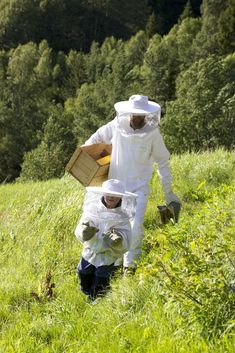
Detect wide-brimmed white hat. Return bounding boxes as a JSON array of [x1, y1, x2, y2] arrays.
[[86, 179, 137, 198], [114, 95, 160, 115]]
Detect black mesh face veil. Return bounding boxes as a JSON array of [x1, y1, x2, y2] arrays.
[[116, 111, 161, 136]]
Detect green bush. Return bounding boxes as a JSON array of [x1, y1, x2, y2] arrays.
[[143, 150, 235, 336]]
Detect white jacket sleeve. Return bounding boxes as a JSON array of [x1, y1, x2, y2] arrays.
[[85, 119, 116, 145], [152, 129, 180, 205]]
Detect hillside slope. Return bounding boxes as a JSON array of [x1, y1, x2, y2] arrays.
[[0, 149, 234, 352]]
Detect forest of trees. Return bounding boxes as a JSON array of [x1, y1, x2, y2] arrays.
[[0, 0, 234, 182]]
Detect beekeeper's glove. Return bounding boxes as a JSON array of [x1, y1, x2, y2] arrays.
[[167, 201, 181, 223], [81, 222, 99, 241], [104, 230, 122, 247]]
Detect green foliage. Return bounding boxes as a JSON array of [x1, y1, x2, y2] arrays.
[[145, 12, 158, 39], [141, 15, 201, 108], [85, 36, 125, 83], [0, 40, 82, 182], [62, 50, 87, 98], [0, 0, 42, 48], [65, 81, 113, 145], [19, 105, 77, 181], [65, 32, 149, 145], [176, 17, 201, 71], [19, 141, 65, 181], [144, 185, 235, 336], [145, 149, 235, 336], [0, 41, 53, 181], [148, 0, 201, 35], [142, 27, 180, 109], [149, 149, 235, 205], [179, 0, 195, 21], [0, 150, 234, 351], [0, 0, 234, 183], [168, 149, 235, 202], [193, 0, 235, 58], [161, 54, 235, 152], [0, 0, 150, 52]]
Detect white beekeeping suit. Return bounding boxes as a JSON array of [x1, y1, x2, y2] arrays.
[[84, 95, 180, 268], [75, 181, 137, 267]]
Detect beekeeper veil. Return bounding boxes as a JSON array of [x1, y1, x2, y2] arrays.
[[114, 95, 161, 134], [81, 179, 137, 234]]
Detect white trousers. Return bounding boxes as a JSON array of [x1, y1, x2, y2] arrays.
[[114, 190, 148, 268]]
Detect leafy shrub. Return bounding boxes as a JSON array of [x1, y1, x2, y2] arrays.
[[19, 141, 66, 181], [143, 184, 235, 336]]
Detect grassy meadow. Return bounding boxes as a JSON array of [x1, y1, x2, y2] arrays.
[[0, 149, 234, 353]]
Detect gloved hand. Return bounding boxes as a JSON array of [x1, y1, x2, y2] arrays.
[[157, 205, 172, 224], [167, 201, 181, 223], [81, 222, 99, 241], [103, 230, 122, 247]]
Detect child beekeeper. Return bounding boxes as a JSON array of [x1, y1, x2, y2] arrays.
[[75, 179, 137, 300]]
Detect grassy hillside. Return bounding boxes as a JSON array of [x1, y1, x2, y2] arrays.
[[0, 149, 234, 353]]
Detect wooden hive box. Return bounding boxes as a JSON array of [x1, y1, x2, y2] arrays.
[[65, 143, 112, 186]]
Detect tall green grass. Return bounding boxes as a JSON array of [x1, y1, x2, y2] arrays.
[[0, 149, 234, 352]]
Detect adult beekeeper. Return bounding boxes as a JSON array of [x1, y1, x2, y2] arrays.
[[84, 94, 181, 273], [75, 179, 137, 300]]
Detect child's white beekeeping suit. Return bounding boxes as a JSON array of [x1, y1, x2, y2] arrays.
[[84, 95, 180, 268], [75, 179, 137, 267]]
